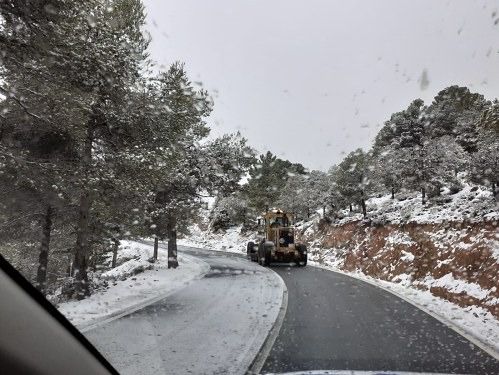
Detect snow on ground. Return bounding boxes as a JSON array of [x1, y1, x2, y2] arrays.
[[84, 248, 285, 375], [420, 273, 490, 301], [57, 240, 210, 330], [178, 223, 253, 254], [334, 175, 499, 225]]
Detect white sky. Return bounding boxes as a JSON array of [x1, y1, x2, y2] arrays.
[[142, 0, 499, 171]]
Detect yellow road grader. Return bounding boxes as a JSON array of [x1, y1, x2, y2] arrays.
[[247, 209, 307, 267]]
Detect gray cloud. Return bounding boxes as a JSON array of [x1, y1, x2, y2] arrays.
[[143, 0, 499, 170]]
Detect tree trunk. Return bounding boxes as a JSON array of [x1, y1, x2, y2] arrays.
[[167, 217, 179, 269], [73, 191, 91, 299], [153, 237, 159, 261], [421, 186, 426, 204], [492, 182, 497, 200], [391, 186, 395, 199], [349, 204, 353, 212], [73, 117, 95, 300], [322, 206, 326, 216], [307, 208, 310, 218], [36, 205, 53, 295], [111, 238, 119, 268], [361, 191, 367, 218]]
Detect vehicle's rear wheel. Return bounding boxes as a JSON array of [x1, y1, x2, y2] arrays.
[[247, 241, 255, 260], [257, 242, 264, 265], [296, 244, 307, 267], [263, 245, 272, 267]]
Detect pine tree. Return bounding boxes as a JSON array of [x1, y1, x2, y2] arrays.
[[306, 170, 332, 216], [210, 193, 249, 231], [276, 174, 310, 219], [68, 0, 150, 298], [480, 100, 499, 134], [1, 0, 151, 298], [370, 148, 406, 199], [332, 149, 371, 217], [425, 86, 489, 152], [0, 0, 85, 294], [470, 120, 499, 198], [244, 151, 306, 213]]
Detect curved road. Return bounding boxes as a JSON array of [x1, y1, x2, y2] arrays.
[[85, 246, 284, 375], [86, 246, 499, 374], [261, 265, 499, 375]]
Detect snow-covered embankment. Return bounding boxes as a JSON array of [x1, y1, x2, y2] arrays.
[[58, 241, 210, 331]]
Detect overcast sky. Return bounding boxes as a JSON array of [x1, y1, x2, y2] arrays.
[[142, 0, 499, 171]]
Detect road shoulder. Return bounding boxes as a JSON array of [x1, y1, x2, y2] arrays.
[[58, 243, 210, 332], [84, 246, 287, 375], [247, 269, 288, 375]]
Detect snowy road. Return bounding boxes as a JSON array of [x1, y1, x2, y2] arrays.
[[82, 245, 498, 375], [261, 265, 499, 375], [84, 245, 285, 375]]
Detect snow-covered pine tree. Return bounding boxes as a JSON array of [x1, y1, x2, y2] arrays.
[[369, 147, 407, 199], [306, 170, 332, 217], [276, 170, 331, 220], [244, 151, 306, 214], [331, 149, 371, 217], [470, 110, 499, 198], [1, 0, 152, 298], [210, 193, 250, 231], [142, 64, 255, 267], [425, 86, 489, 153], [67, 0, 150, 298], [275, 174, 310, 220], [0, 0, 87, 294]]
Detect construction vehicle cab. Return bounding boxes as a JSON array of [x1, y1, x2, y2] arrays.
[[247, 209, 307, 267]]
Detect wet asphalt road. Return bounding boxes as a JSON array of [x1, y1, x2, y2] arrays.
[[261, 265, 499, 374]]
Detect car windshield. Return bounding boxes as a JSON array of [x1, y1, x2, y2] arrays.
[[1, 1, 498, 375]]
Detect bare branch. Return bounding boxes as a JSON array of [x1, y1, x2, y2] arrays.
[[0, 85, 46, 122]]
